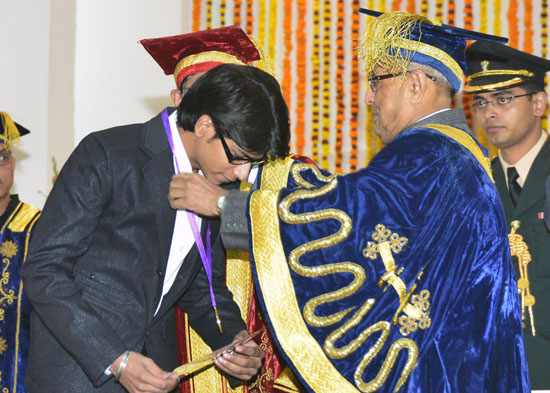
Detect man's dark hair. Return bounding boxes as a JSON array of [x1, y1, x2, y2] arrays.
[[177, 64, 290, 159]]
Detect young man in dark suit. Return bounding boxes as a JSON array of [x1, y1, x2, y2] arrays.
[[465, 41, 550, 391], [21, 64, 290, 393]]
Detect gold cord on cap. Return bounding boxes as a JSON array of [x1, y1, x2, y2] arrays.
[[358, 12, 458, 80], [0, 112, 22, 151], [247, 35, 276, 78]]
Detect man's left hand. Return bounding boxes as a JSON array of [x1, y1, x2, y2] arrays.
[[213, 330, 265, 381], [168, 173, 227, 216]]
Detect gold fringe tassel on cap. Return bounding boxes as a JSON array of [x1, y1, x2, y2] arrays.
[[358, 11, 436, 79], [0, 112, 22, 152], [248, 35, 276, 78]]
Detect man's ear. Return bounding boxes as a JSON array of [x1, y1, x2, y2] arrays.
[[532, 91, 548, 117], [170, 89, 182, 106], [407, 69, 428, 104], [194, 114, 214, 137]]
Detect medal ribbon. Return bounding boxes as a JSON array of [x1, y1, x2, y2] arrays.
[[161, 108, 223, 333]]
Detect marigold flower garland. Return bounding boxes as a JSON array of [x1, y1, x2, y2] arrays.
[[493, 0, 501, 36], [541, 0, 549, 131], [295, 0, 307, 156], [268, 0, 278, 63], [420, 0, 429, 17], [311, 0, 321, 163], [407, 0, 416, 14], [447, 0, 455, 26], [435, 0, 444, 21], [246, 0, 254, 35], [349, 0, 361, 171], [464, 0, 473, 30], [234, 0, 242, 25], [192, 0, 201, 32], [220, 0, 226, 26], [258, 0, 266, 46], [205, 0, 213, 30], [282, 0, 293, 149], [391, 0, 401, 11], [508, 0, 519, 48], [320, 0, 331, 169], [334, 1, 345, 172], [480, 0, 488, 33], [523, 0, 534, 54]]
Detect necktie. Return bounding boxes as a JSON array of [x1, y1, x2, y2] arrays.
[[507, 167, 522, 207]]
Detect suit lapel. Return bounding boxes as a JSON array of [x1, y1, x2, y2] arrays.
[[515, 139, 550, 216], [154, 217, 222, 320], [142, 110, 177, 279]]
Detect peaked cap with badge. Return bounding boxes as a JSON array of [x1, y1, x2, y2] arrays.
[[464, 41, 550, 93]]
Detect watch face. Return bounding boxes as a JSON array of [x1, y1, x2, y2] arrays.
[[217, 195, 226, 214]]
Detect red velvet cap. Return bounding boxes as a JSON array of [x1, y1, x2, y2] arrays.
[[141, 25, 260, 87]]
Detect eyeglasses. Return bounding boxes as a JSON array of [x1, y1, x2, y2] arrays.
[[0, 151, 13, 166], [367, 71, 436, 92], [218, 133, 265, 165], [470, 92, 536, 111]]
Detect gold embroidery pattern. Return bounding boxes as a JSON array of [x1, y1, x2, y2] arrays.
[[0, 335, 6, 355], [277, 166, 419, 392], [362, 224, 431, 337], [1, 258, 16, 319], [0, 241, 18, 259], [250, 189, 357, 392], [509, 220, 536, 336]]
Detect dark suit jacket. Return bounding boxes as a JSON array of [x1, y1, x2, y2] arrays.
[[21, 110, 245, 392], [492, 138, 550, 389]]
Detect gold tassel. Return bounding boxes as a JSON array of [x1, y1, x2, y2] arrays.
[[248, 35, 276, 78], [358, 11, 433, 78], [0, 112, 23, 151]]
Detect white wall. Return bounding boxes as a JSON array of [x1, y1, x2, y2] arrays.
[[0, 2, 51, 209], [73, 0, 187, 143], [0, 0, 192, 210]]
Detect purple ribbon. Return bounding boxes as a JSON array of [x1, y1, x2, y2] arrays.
[[161, 109, 221, 331]]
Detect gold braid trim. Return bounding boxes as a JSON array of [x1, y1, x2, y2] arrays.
[[467, 69, 534, 80], [173, 51, 246, 84], [8, 204, 40, 233], [250, 189, 358, 392], [463, 77, 529, 93], [423, 124, 494, 183]]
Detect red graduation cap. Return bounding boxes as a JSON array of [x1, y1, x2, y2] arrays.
[[141, 25, 261, 88]]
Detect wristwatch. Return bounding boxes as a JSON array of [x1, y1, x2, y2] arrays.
[[217, 195, 226, 215]]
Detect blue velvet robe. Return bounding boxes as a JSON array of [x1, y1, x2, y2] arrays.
[[247, 121, 530, 392], [0, 196, 40, 393]]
